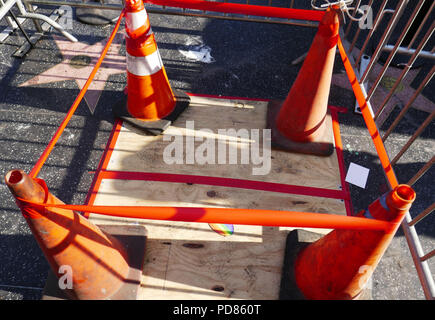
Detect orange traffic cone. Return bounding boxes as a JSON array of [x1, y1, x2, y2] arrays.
[[113, 0, 190, 135], [267, 6, 339, 156], [290, 184, 416, 299], [5, 169, 146, 300]]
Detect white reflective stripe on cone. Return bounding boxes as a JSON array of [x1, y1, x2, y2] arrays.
[[125, 10, 148, 33], [127, 51, 163, 76]]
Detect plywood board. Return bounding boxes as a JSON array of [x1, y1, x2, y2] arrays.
[[89, 95, 346, 300], [106, 95, 342, 190]]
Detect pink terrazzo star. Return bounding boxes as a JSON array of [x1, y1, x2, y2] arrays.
[[20, 31, 126, 114]]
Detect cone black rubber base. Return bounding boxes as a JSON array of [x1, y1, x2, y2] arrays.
[[76, 0, 121, 25], [266, 100, 334, 157], [42, 224, 147, 300], [279, 229, 321, 300], [279, 229, 372, 300], [112, 90, 191, 136]]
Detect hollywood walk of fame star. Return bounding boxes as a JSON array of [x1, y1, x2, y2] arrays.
[[332, 49, 434, 127], [19, 31, 127, 114]]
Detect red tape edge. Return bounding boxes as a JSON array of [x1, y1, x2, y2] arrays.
[[100, 170, 349, 200]]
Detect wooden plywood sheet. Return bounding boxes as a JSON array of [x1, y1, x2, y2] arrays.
[[90, 180, 344, 300], [89, 95, 346, 300], [106, 95, 342, 190]]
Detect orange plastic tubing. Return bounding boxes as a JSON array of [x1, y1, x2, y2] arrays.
[[337, 36, 398, 189], [17, 197, 394, 232], [29, 10, 126, 179]]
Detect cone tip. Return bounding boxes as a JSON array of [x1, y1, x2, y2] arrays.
[[385, 184, 416, 214], [5, 169, 45, 202], [394, 184, 416, 203], [320, 5, 340, 34], [125, 0, 144, 11], [5, 169, 25, 186]]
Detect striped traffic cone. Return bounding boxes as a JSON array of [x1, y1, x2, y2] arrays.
[[5, 169, 146, 300], [266, 6, 339, 156], [113, 0, 190, 135]]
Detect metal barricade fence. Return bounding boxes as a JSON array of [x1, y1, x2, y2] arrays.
[[341, 0, 434, 300], [6, 0, 434, 299]]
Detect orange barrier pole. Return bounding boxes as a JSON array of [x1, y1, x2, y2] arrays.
[[5, 169, 137, 300], [147, 0, 324, 21], [268, 6, 339, 156], [294, 184, 416, 299], [18, 199, 394, 232], [337, 36, 399, 188], [29, 11, 125, 179]]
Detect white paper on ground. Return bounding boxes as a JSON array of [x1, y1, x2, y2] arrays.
[[345, 162, 370, 189], [178, 36, 215, 63]]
